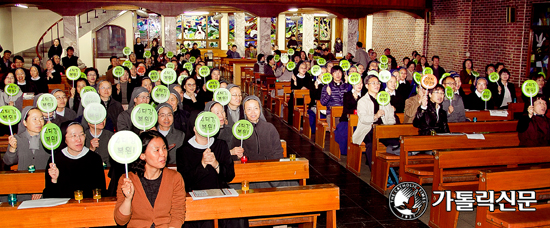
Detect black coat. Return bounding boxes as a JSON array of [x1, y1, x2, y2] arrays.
[[48, 45, 63, 59], [413, 101, 450, 136], [465, 91, 495, 110], [134, 43, 145, 59], [340, 90, 360, 122], [493, 81, 517, 108]]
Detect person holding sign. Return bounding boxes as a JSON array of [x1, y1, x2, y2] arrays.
[[465, 77, 495, 110], [441, 77, 466, 122], [4, 107, 50, 170], [198, 68, 221, 103], [274, 55, 293, 82], [231, 95, 284, 161], [288, 62, 313, 125], [517, 94, 550, 147], [181, 77, 205, 112], [413, 84, 450, 135], [139, 76, 153, 94], [43, 122, 106, 199], [52, 89, 77, 121], [320, 65, 352, 127], [68, 78, 89, 112], [167, 85, 189, 132], [112, 67, 135, 106], [114, 130, 186, 228], [335, 76, 363, 155], [117, 87, 151, 134], [0, 72, 23, 110], [493, 68, 517, 109], [31, 93, 67, 128], [522, 73, 550, 113], [156, 103, 185, 164], [352, 75, 396, 169]]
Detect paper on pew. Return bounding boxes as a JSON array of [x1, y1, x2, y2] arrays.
[[320, 110, 327, 115], [190, 188, 239, 200], [489, 110, 508, 117], [466, 134, 485, 140], [18, 198, 70, 209]]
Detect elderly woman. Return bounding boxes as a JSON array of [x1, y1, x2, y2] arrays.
[[43, 122, 106, 198], [156, 103, 185, 164], [177, 111, 240, 228], [204, 101, 235, 151], [465, 77, 495, 110], [14, 68, 37, 93], [225, 84, 245, 126], [231, 96, 283, 161], [29, 65, 48, 94], [115, 130, 186, 227], [0, 72, 23, 110], [4, 107, 49, 170], [117, 87, 151, 134], [413, 84, 450, 135], [167, 85, 189, 132], [42, 59, 62, 84], [517, 94, 549, 147], [352, 75, 395, 169]]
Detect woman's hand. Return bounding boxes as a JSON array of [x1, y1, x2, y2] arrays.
[[8, 101, 14, 106], [231, 147, 244, 158], [121, 178, 135, 199], [48, 163, 59, 184], [292, 75, 297, 86], [187, 91, 197, 103], [8, 135, 17, 152], [201, 148, 216, 168]]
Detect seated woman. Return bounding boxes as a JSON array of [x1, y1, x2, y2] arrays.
[[15, 68, 37, 93], [112, 67, 134, 108], [231, 95, 284, 161], [517, 94, 549, 147], [84, 68, 99, 90], [52, 89, 77, 121], [441, 76, 466, 122], [29, 65, 48, 94], [4, 107, 50, 170], [117, 87, 151, 134], [352, 75, 395, 169], [493, 68, 516, 109], [42, 59, 62, 84], [198, 68, 222, 103], [413, 84, 450, 135], [320, 66, 352, 127], [139, 76, 153, 94], [177, 111, 242, 228], [68, 78, 89, 112], [43, 122, 106, 198], [168, 85, 188, 132], [181, 77, 205, 112], [335, 78, 363, 155], [288, 61, 313, 126], [115, 130, 186, 228], [0, 71, 23, 110], [465, 77, 495, 110], [156, 103, 185, 164]]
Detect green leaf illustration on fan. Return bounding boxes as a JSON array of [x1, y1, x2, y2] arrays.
[[317, 58, 326, 66], [348, 73, 361, 85], [80, 86, 96, 96], [311, 65, 322, 76], [189, 56, 196, 63], [122, 47, 132, 56], [445, 86, 454, 101], [379, 63, 388, 70], [151, 85, 170, 103], [195, 111, 220, 138], [376, 91, 391, 106], [131, 103, 158, 131], [108, 130, 143, 178], [214, 88, 231, 106], [183, 62, 193, 72], [488, 72, 499, 83], [166, 62, 175, 70], [166, 51, 174, 59], [84, 103, 106, 125], [158, 47, 164, 54], [320, 73, 332, 84], [481, 89, 492, 102], [4, 83, 19, 96], [149, 70, 160, 82], [122, 60, 133, 69], [309, 49, 315, 55], [161, 68, 177, 85], [286, 62, 296, 71], [206, 79, 220, 92], [288, 49, 295, 56], [113, 66, 124, 78], [522, 80, 539, 106], [339, 60, 351, 71], [414, 72, 422, 84], [199, 66, 211, 77]]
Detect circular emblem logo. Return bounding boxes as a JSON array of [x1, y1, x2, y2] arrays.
[[388, 182, 428, 220]]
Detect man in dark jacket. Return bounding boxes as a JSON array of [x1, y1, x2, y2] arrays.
[[62, 46, 80, 69], [413, 84, 450, 135]]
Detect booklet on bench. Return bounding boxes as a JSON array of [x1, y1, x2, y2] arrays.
[[190, 188, 239, 200]]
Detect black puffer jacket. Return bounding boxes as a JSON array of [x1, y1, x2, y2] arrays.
[[413, 100, 449, 135]]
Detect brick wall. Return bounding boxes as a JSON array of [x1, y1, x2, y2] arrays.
[[372, 11, 425, 67]]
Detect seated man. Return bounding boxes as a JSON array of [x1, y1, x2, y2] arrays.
[[441, 76, 466, 122], [465, 77, 495, 110], [226, 45, 241, 59], [404, 85, 426, 123]]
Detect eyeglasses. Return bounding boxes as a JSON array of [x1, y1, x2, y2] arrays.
[[67, 133, 85, 140]]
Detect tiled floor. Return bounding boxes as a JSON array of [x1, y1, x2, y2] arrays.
[[266, 111, 429, 228]]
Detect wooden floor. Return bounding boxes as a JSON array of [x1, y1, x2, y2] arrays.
[[266, 110, 428, 227]]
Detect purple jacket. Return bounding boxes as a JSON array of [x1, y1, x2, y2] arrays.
[[320, 81, 352, 108]]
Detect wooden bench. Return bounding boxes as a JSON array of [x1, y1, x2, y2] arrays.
[[259, 75, 276, 109], [267, 81, 290, 113], [345, 117, 518, 194], [429, 146, 550, 228], [464, 110, 513, 121], [477, 168, 550, 228], [0, 184, 339, 228], [399, 132, 520, 185], [0, 159, 308, 195], [314, 100, 328, 149], [328, 106, 343, 160], [292, 90, 311, 133], [48, 84, 65, 93], [275, 85, 291, 118]]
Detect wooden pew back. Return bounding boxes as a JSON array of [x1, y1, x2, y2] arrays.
[[328, 106, 343, 160]]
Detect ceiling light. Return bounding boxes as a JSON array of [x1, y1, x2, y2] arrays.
[[183, 11, 209, 16], [15, 4, 28, 8], [288, 8, 298, 12], [313, 13, 328, 17]]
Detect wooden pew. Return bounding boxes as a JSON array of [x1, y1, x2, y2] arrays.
[[292, 90, 311, 133], [464, 110, 513, 121], [429, 146, 550, 228], [259, 75, 276, 109], [345, 116, 518, 193], [0, 159, 308, 195], [399, 132, 520, 185], [0, 184, 339, 228], [268, 81, 290, 115], [477, 168, 550, 228], [275, 85, 291, 118], [301, 103, 313, 139], [328, 106, 343, 160], [314, 100, 328, 149], [243, 68, 254, 95]]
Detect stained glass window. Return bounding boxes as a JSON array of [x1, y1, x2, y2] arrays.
[[285, 16, 303, 42], [178, 15, 220, 49], [137, 14, 161, 47], [271, 17, 277, 44], [315, 17, 331, 47]]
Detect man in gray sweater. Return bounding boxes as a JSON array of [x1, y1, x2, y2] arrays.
[[441, 76, 466, 122]]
